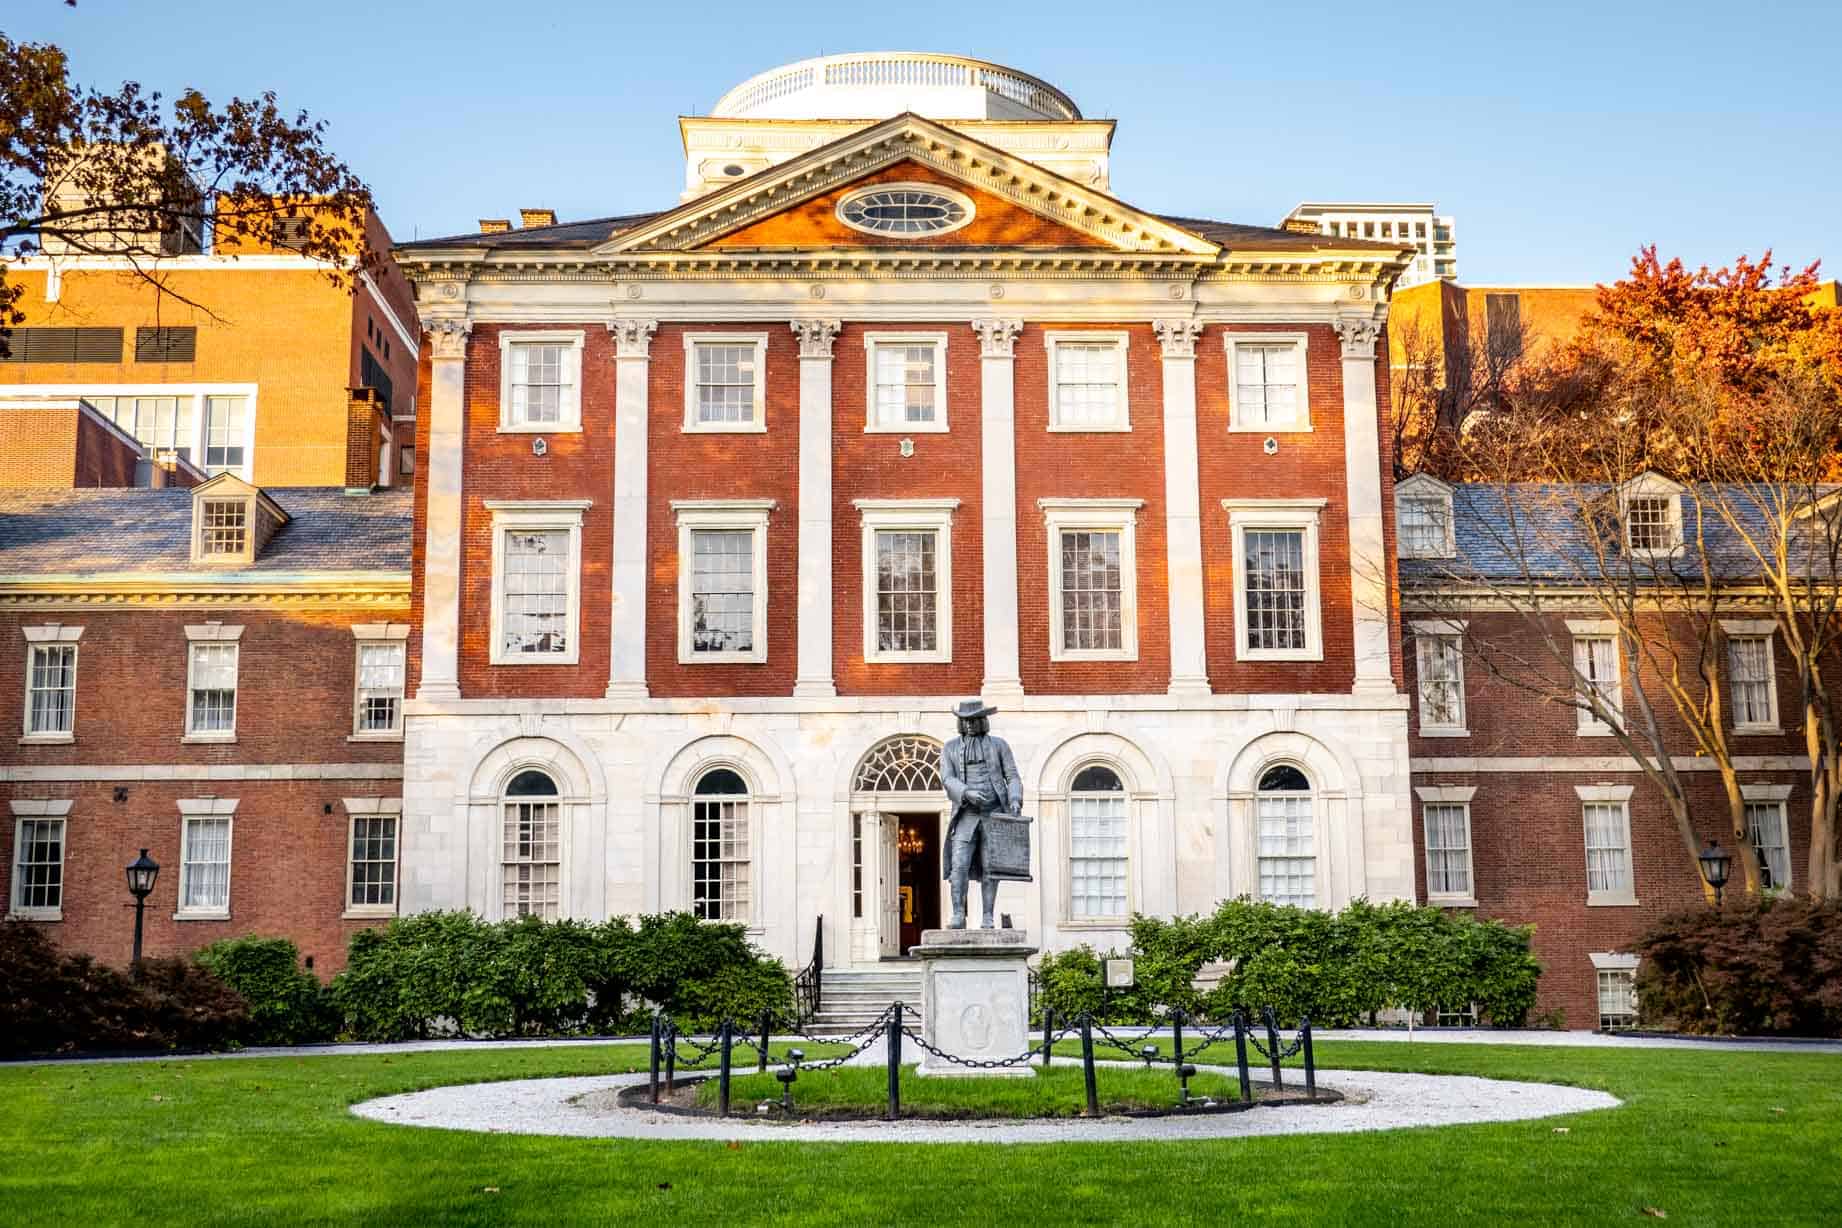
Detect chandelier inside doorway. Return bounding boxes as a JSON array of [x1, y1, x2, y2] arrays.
[[897, 824, 926, 856]]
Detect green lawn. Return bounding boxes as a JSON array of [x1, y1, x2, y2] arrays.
[[2, 1040, 1839, 1226]]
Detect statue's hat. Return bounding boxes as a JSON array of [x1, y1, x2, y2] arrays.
[[953, 699, 998, 720]]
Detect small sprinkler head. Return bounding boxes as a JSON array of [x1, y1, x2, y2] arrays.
[[1140, 1043, 1160, 1067]]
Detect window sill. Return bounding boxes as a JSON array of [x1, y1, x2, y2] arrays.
[[496, 422, 582, 435], [678, 652, 768, 666], [865, 651, 953, 666], [1235, 647, 1325, 663], [347, 732, 405, 743], [1061, 919, 1131, 930], [1586, 893, 1639, 908], [1045, 422, 1132, 434], [342, 907, 397, 921], [173, 910, 230, 922], [10, 908, 62, 922], [17, 733, 74, 746], [1418, 727, 1470, 739], [181, 733, 237, 745], [1228, 423, 1313, 434], [1400, 550, 1456, 561], [1048, 650, 1140, 664], [865, 422, 949, 434], [1731, 724, 1783, 737], [682, 422, 767, 435], [1428, 896, 1478, 909], [490, 653, 581, 667], [1575, 726, 1618, 738]]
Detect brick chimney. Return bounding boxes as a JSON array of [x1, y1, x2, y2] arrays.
[[478, 218, 511, 234], [345, 387, 388, 491], [519, 208, 557, 229]]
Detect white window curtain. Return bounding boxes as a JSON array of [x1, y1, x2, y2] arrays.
[[1746, 802, 1791, 890], [182, 817, 232, 911], [1583, 802, 1632, 893], [1423, 803, 1472, 896], [1417, 634, 1464, 729], [1573, 635, 1622, 727], [1053, 342, 1122, 427], [1235, 343, 1299, 426]]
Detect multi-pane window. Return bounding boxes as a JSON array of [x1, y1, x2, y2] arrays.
[[1048, 337, 1127, 429], [502, 770, 560, 919], [1399, 496, 1450, 557], [186, 643, 238, 736], [1729, 634, 1777, 729], [348, 815, 398, 911], [501, 530, 570, 656], [691, 341, 761, 427], [12, 817, 65, 914], [25, 644, 77, 736], [180, 817, 232, 913], [1597, 969, 1637, 1031], [875, 530, 938, 654], [1572, 634, 1622, 731], [1747, 801, 1791, 890], [870, 340, 941, 429], [1256, 765, 1315, 908], [1583, 801, 1633, 898], [198, 499, 248, 557], [1416, 632, 1466, 731], [1068, 764, 1128, 920], [1244, 529, 1308, 653], [354, 642, 406, 734], [506, 343, 566, 425], [1423, 802, 1474, 897], [1625, 496, 1675, 552], [690, 530, 756, 654], [1235, 344, 1300, 426], [203, 395, 247, 474], [692, 768, 751, 922], [851, 815, 863, 919], [115, 395, 193, 459], [1059, 529, 1123, 653]]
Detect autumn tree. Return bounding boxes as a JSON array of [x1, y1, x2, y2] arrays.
[[0, 31, 378, 355]]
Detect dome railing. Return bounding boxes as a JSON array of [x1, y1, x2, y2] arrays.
[[711, 53, 1081, 121]]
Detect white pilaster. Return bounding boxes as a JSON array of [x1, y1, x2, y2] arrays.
[[606, 319, 657, 700], [792, 320, 841, 698], [1335, 314, 1396, 694], [1154, 319, 1210, 699], [416, 318, 470, 700], [973, 318, 1024, 703]]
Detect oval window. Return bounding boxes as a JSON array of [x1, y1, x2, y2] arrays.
[[836, 184, 974, 237]]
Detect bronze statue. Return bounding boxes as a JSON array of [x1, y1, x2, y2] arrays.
[[939, 699, 1024, 929]]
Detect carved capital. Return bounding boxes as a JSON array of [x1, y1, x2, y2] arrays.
[[610, 318, 658, 360], [1334, 316, 1383, 360], [790, 319, 841, 360], [971, 317, 1023, 358], [426, 319, 472, 361], [1153, 319, 1204, 358]]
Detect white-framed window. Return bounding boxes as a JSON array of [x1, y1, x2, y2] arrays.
[[865, 332, 948, 432], [501, 769, 561, 919], [1412, 620, 1467, 735], [21, 625, 81, 742], [1039, 498, 1142, 662], [1395, 474, 1456, 558], [1591, 953, 1640, 1030], [32, 385, 257, 478], [1256, 764, 1315, 907], [176, 799, 236, 919], [1044, 331, 1130, 431], [343, 799, 401, 918], [497, 330, 584, 432], [202, 395, 248, 475], [1067, 763, 1129, 921], [691, 767, 752, 923], [855, 499, 957, 663], [1742, 783, 1793, 891], [1721, 620, 1780, 732], [350, 623, 410, 738], [487, 501, 590, 666], [9, 800, 71, 919], [198, 498, 248, 557], [1568, 621, 1623, 735], [1617, 472, 1684, 555], [1225, 332, 1311, 431], [684, 333, 768, 432], [1578, 784, 1636, 905], [1226, 498, 1326, 661], [183, 624, 242, 741], [1416, 785, 1477, 903], [674, 500, 775, 664]]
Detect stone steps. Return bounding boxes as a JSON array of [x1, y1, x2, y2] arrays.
[[807, 965, 925, 1035]]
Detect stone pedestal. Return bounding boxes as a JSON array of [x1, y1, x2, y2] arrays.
[[912, 929, 1037, 1077]]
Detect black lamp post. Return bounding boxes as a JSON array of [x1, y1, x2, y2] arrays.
[[1697, 840, 1733, 908], [125, 848, 159, 970]]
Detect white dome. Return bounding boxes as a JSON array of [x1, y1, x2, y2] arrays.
[[710, 53, 1081, 122]]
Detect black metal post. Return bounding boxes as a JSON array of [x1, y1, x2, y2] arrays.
[[648, 1013, 662, 1104], [1301, 1016, 1317, 1102], [1040, 1007, 1054, 1068], [758, 1009, 771, 1074], [131, 894, 147, 972], [664, 1020, 677, 1095], [1264, 1007, 1283, 1095], [1170, 1009, 1185, 1071], [1233, 1012, 1252, 1104], [885, 1003, 902, 1121], [717, 1019, 734, 1117], [1080, 1012, 1099, 1117]]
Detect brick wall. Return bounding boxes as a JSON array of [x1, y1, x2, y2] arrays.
[[74, 410, 142, 487], [344, 387, 388, 489], [0, 405, 81, 487]]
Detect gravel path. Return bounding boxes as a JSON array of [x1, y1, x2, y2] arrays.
[[348, 1057, 1620, 1144]]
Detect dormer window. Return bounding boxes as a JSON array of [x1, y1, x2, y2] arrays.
[[1395, 474, 1455, 559], [188, 473, 289, 567], [199, 500, 248, 557], [1617, 472, 1684, 556], [1625, 497, 1674, 551]]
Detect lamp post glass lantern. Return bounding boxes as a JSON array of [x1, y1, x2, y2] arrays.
[[125, 848, 159, 968], [1697, 840, 1732, 907]]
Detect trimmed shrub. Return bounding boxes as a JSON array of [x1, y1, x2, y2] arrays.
[[194, 937, 339, 1045], [1034, 898, 1541, 1028], [1634, 897, 1842, 1037], [0, 920, 249, 1057]]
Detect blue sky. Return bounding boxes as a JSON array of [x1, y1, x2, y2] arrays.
[[15, 0, 1841, 285]]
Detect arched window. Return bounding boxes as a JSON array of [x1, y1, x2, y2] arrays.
[[1255, 764, 1314, 908], [502, 769, 560, 919], [1069, 763, 1128, 920], [692, 768, 751, 922]]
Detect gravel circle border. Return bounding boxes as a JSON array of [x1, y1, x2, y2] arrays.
[[350, 1061, 1620, 1144]]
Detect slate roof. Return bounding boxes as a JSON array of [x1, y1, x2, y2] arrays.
[[1399, 482, 1839, 586], [396, 212, 664, 252], [0, 487, 412, 577]]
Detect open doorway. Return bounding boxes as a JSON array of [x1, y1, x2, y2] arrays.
[[894, 812, 941, 956]]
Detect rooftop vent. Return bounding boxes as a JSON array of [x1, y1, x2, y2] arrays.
[[519, 208, 557, 229], [478, 218, 512, 234]]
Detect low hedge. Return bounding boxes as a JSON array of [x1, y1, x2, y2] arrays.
[[1034, 898, 1542, 1027], [331, 910, 794, 1041], [193, 937, 340, 1046], [1633, 896, 1842, 1037]]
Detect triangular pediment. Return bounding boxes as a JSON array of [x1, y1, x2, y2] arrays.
[[599, 113, 1219, 258]]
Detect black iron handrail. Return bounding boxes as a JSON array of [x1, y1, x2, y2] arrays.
[[793, 914, 823, 1022]]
